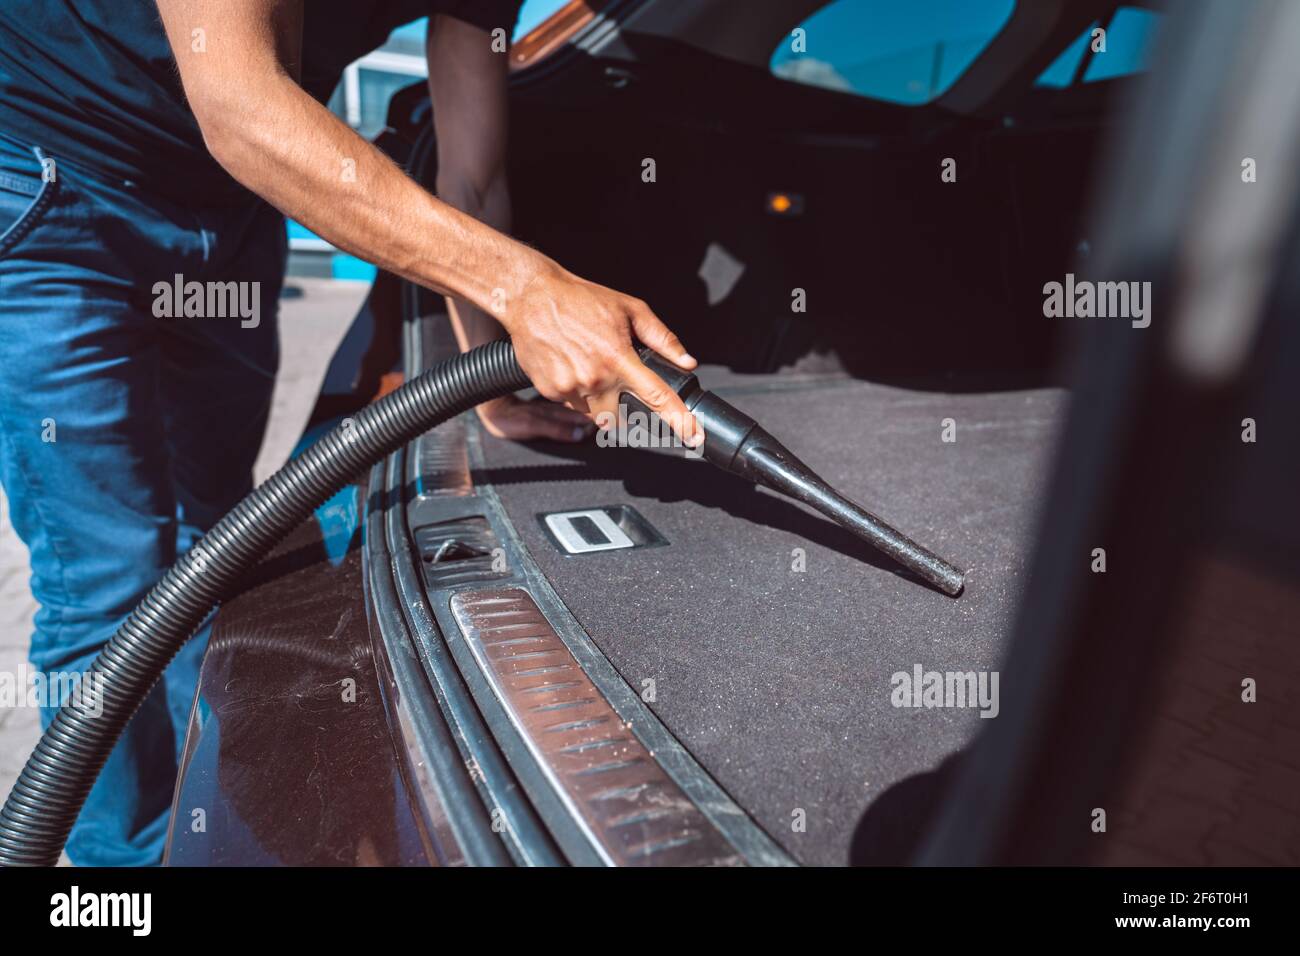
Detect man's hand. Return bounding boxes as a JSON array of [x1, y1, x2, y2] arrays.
[[503, 266, 702, 446]]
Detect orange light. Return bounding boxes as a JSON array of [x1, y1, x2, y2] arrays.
[[769, 193, 793, 214]]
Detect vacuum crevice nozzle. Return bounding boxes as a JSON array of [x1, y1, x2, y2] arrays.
[[624, 351, 967, 597]]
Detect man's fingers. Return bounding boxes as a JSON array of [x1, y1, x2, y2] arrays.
[[629, 304, 696, 370], [618, 358, 703, 448], [586, 392, 623, 436], [563, 394, 591, 416], [623, 304, 702, 444]]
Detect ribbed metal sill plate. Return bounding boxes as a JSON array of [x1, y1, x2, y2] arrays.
[[451, 588, 743, 866], [413, 418, 473, 497]]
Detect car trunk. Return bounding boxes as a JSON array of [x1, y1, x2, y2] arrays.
[[368, 8, 1107, 863], [474, 363, 1066, 864]]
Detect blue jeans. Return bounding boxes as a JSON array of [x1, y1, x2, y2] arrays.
[[0, 134, 285, 865]]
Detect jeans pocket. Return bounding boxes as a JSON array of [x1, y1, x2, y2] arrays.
[[0, 144, 56, 258]]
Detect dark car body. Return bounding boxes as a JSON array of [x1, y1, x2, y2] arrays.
[[165, 0, 1300, 866]]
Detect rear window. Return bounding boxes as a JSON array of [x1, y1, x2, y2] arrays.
[[770, 0, 1016, 105], [1035, 7, 1162, 88]]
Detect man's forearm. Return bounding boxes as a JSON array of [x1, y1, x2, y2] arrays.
[[196, 74, 549, 321]]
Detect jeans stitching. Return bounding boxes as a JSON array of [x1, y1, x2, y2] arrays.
[[0, 171, 40, 197], [0, 146, 57, 257]]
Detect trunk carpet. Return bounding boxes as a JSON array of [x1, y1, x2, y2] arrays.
[[475, 367, 1066, 865]]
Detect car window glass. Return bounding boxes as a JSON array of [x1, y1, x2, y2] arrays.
[[1035, 7, 1162, 88], [770, 0, 1016, 105], [1083, 7, 1160, 82], [1034, 21, 1096, 88]]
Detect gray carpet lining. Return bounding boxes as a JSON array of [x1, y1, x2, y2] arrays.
[[476, 367, 1066, 865]]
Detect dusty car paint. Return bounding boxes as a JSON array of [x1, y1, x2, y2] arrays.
[[164, 485, 427, 866]]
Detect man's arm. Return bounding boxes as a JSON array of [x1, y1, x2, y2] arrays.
[[155, 0, 701, 444], [427, 13, 590, 442]]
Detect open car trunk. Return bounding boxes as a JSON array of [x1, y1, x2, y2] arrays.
[[474, 363, 1065, 864]]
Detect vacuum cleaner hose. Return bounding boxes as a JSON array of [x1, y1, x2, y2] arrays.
[[0, 340, 530, 866]]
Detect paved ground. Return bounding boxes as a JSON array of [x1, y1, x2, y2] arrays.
[[0, 278, 367, 819]]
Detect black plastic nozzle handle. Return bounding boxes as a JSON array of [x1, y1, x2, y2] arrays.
[[622, 352, 966, 597]]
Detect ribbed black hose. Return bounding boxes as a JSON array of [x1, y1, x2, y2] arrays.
[[0, 341, 529, 866]]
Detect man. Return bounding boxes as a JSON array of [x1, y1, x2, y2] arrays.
[[0, 0, 701, 865]]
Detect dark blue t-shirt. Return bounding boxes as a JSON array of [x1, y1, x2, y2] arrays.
[[0, 1, 521, 205]]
